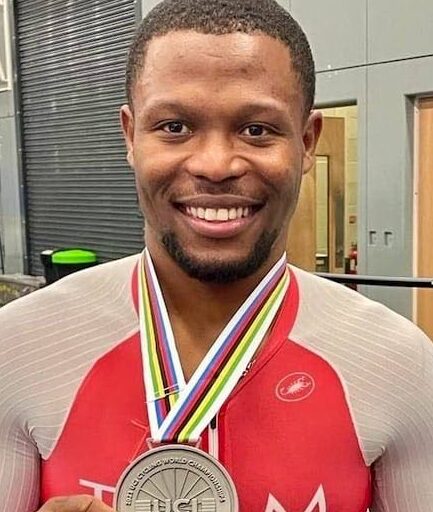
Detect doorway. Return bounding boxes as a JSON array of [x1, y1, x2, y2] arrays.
[[287, 106, 358, 273]]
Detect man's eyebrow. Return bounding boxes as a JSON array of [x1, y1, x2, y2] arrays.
[[234, 100, 290, 118], [140, 100, 195, 118], [140, 99, 290, 119]]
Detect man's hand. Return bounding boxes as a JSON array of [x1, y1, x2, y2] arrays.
[[37, 496, 114, 512]]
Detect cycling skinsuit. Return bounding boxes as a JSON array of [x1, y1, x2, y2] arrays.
[[1, 254, 433, 511]]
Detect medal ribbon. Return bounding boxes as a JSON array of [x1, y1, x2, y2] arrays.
[[139, 249, 289, 443]]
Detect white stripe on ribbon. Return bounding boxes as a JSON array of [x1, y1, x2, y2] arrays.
[[139, 250, 289, 442]]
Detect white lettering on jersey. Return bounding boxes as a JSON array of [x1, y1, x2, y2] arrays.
[[264, 495, 287, 512], [265, 485, 326, 512], [79, 479, 115, 500]]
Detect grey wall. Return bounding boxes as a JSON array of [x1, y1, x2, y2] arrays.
[[0, 1, 25, 274], [1, 0, 428, 316], [290, 0, 433, 71], [0, 94, 25, 274], [291, 0, 433, 317], [291, 0, 367, 71]]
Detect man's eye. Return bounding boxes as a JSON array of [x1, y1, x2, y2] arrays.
[[242, 125, 269, 137], [162, 121, 190, 135]]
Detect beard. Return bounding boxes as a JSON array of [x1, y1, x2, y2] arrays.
[[161, 230, 278, 284]]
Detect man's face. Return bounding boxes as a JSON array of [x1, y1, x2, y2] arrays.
[[121, 31, 321, 281]]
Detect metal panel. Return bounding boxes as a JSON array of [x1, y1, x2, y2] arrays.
[[368, 0, 433, 63], [0, 115, 25, 273], [0, 0, 26, 275], [16, 0, 142, 275], [290, 0, 367, 72], [365, 56, 433, 318]]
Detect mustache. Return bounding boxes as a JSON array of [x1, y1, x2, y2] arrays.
[[171, 181, 255, 198]]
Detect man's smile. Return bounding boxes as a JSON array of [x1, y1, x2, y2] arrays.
[[184, 205, 253, 222], [122, 28, 317, 279], [173, 194, 265, 239]]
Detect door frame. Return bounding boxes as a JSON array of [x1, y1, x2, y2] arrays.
[[413, 97, 433, 339], [286, 116, 345, 273]]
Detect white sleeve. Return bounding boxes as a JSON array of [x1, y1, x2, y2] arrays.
[[371, 329, 433, 511], [0, 257, 139, 512], [0, 417, 40, 512], [0, 324, 40, 512], [289, 268, 433, 511]]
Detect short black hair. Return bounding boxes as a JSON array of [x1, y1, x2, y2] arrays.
[[126, 0, 315, 115]]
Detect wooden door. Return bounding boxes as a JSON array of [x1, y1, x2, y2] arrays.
[[416, 98, 433, 340], [287, 117, 345, 272]]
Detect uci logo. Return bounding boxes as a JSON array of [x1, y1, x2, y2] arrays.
[[276, 372, 315, 402], [136, 498, 215, 511]]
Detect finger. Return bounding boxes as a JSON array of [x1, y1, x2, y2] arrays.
[[83, 497, 114, 512], [39, 495, 114, 512]]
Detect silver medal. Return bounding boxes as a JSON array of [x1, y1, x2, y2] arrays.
[[115, 444, 239, 512]]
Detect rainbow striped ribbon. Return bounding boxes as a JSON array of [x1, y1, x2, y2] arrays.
[[139, 248, 289, 443]]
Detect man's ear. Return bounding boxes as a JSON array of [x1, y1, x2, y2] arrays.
[[302, 110, 323, 174], [120, 104, 135, 169]]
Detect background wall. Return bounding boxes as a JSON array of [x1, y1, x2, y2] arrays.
[[0, 0, 25, 274], [1, 0, 432, 319], [286, 0, 433, 318]]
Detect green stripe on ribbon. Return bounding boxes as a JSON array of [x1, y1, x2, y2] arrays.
[[178, 272, 288, 441]]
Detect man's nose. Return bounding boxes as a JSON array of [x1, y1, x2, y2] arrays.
[[184, 132, 247, 182]]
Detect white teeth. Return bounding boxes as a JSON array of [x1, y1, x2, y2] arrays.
[[229, 208, 237, 220], [185, 205, 254, 222], [204, 208, 217, 221], [216, 209, 229, 221]]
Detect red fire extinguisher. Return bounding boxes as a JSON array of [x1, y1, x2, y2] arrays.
[[348, 243, 358, 291], [348, 243, 357, 274]]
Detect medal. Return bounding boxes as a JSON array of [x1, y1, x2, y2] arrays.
[[115, 444, 237, 511], [115, 250, 289, 511]]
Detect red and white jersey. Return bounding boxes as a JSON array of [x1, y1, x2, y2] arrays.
[[1, 254, 433, 512]]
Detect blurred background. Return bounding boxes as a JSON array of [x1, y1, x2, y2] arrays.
[[0, 0, 432, 340]]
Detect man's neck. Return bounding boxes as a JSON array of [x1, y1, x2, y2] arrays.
[[144, 239, 283, 364]]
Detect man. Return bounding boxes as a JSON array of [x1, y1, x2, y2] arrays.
[[1, 0, 433, 511]]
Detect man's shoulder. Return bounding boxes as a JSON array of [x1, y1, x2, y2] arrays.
[[289, 266, 433, 466], [0, 253, 140, 345], [290, 265, 432, 358]]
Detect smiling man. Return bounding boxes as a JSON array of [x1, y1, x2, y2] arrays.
[[1, 1, 433, 512], [122, 24, 318, 289]]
